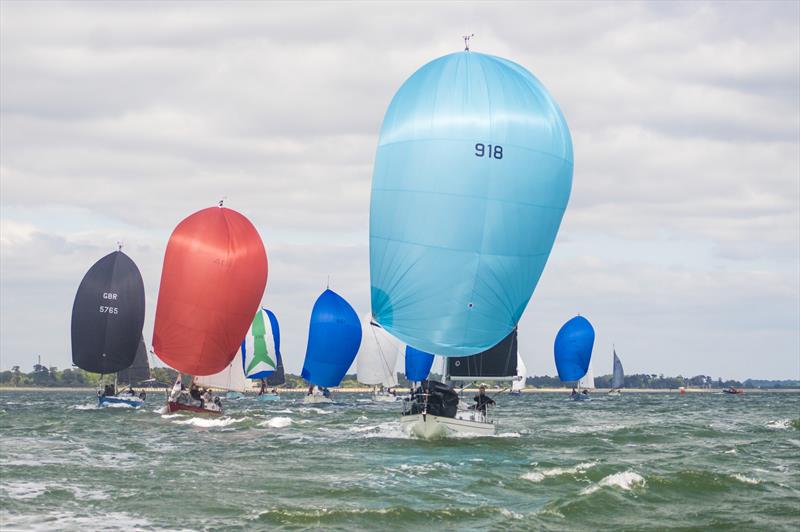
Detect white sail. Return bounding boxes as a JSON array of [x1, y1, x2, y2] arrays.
[[356, 314, 403, 388], [579, 361, 595, 389], [194, 353, 254, 393], [512, 355, 527, 391]]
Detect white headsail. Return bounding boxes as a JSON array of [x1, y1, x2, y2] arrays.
[[356, 314, 403, 388], [194, 353, 254, 393], [512, 354, 527, 392]]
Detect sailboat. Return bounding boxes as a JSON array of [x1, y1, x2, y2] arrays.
[[369, 44, 572, 435], [243, 307, 285, 401], [356, 314, 403, 402], [71, 247, 147, 408], [153, 204, 268, 415], [608, 348, 625, 395], [193, 351, 256, 397], [511, 353, 527, 395], [301, 289, 362, 404], [554, 316, 595, 401]]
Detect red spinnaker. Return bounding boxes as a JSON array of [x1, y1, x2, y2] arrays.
[[153, 207, 268, 375]]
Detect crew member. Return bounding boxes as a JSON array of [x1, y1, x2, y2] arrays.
[[473, 385, 495, 414]]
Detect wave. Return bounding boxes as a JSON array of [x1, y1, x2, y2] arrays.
[[581, 471, 646, 495], [731, 473, 760, 485], [766, 419, 791, 429], [521, 461, 597, 482], [349, 421, 410, 440], [259, 416, 292, 428], [171, 416, 245, 428]]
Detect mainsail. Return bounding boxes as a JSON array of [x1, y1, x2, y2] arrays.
[[446, 329, 518, 381], [301, 289, 362, 388], [153, 206, 268, 376], [117, 337, 151, 386], [356, 314, 403, 388], [579, 361, 595, 389], [71, 250, 145, 374], [194, 352, 254, 393], [369, 50, 573, 356], [242, 308, 283, 385], [612, 349, 625, 389], [512, 355, 527, 392], [405, 346, 434, 382], [554, 316, 595, 383]]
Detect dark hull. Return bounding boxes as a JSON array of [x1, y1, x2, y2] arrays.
[[167, 401, 222, 416]]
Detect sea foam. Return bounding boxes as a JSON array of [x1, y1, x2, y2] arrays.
[[521, 461, 597, 482], [581, 471, 646, 494], [260, 416, 292, 428]]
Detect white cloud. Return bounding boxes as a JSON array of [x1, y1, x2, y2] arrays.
[[1, 1, 798, 380]]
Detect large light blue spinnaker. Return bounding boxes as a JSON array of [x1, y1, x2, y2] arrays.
[[369, 51, 573, 356]]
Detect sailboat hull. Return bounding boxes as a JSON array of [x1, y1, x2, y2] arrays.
[[372, 393, 399, 403], [400, 413, 496, 440], [98, 395, 144, 408], [167, 401, 223, 416]]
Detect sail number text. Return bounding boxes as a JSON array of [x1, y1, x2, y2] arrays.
[[475, 143, 503, 159], [99, 306, 118, 314]]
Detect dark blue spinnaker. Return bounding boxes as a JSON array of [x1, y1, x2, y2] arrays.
[[405, 346, 434, 382], [301, 289, 362, 387], [554, 316, 594, 382]]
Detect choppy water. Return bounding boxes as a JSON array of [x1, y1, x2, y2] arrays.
[[1, 390, 798, 531]]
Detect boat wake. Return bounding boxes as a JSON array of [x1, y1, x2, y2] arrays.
[[349, 421, 411, 440]]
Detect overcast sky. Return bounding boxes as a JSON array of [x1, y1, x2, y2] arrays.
[[1, 1, 798, 380]]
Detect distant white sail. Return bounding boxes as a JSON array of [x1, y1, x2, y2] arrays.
[[579, 361, 595, 389], [512, 355, 527, 391], [194, 353, 254, 393], [612, 349, 624, 389], [356, 314, 403, 388]]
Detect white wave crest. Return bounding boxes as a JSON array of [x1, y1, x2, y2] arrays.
[[732, 473, 760, 485], [259, 416, 292, 428], [581, 471, 646, 494], [349, 421, 410, 439], [298, 407, 332, 415], [766, 419, 791, 429], [171, 416, 245, 428], [521, 461, 597, 482], [71, 404, 100, 410]]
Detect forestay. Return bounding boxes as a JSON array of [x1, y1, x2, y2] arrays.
[[356, 314, 403, 388]]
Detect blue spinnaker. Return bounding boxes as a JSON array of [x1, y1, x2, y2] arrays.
[[554, 316, 595, 382], [301, 289, 362, 387], [369, 50, 573, 356], [405, 346, 435, 382]]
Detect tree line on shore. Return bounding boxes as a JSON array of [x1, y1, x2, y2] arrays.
[[1, 363, 798, 389]]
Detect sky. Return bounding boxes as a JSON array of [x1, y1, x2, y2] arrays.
[[1, 1, 798, 381]]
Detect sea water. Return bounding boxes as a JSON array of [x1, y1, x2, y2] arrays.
[[1, 391, 798, 530]]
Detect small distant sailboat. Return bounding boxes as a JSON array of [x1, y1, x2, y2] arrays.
[[153, 204, 268, 416], [554, 316, 595, 401], [71, 247, 147, 408], [301, 289, 362, 404], [356, 314, 403, 402], [608, 348, 625, 395]]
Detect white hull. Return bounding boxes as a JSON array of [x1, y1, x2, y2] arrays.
[[303, 395, 333, 404], [607, 390, 622, 396], [400, 413, 496, 439]]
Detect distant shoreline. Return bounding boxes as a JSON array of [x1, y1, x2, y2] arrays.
[[1, 386, 798, 394]]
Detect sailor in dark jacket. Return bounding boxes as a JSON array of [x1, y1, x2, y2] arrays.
[[473, 385, 495, 413]]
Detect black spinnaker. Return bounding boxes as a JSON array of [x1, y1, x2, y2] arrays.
[[446, 328, 518, 380], [71, 250, 146, 374]]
